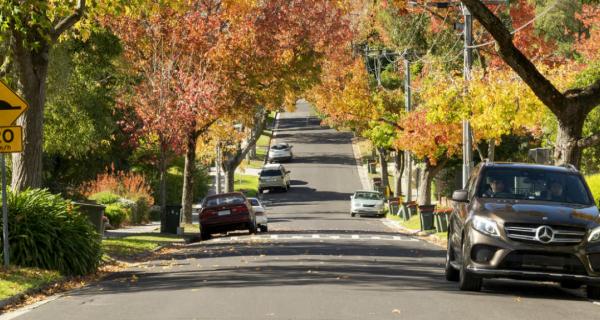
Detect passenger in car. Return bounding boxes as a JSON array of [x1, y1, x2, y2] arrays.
[[546, 180, 564, 202], [483, 176, 507, 198]]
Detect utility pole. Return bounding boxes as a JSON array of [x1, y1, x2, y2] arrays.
[[461, 3, 474, 188], [403, 51, 413, 202], [407, 0, 508, 188]]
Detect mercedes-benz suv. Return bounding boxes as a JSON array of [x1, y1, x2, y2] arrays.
[[446, 162, 600, 299]]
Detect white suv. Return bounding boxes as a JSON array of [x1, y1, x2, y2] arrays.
[[258, 163, 291, 193]]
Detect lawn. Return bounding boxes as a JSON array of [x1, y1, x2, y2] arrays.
[[235, 173, 259, 197], [102, 234, 183, 259], [0, 267, 62, 301]]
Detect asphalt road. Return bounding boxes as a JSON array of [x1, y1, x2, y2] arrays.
[[6, 102, 600, 320]]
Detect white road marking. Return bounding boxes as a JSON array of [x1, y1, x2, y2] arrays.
[[200, 234, 419, 243]]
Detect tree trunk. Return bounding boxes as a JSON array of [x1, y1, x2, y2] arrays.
[[181, 131, 197, 224], [417, 158, 447, 206], [11, 43, 49, 190], [159, 148, 168, 233], [488, 138, 496, 162], [555, 117, 585, 167], [394, 151, 403, 197], [377, 147, 389, 191], [224, 169, 235, 193]]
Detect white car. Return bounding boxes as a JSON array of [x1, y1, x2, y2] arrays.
[[268, 143, 293, 162], [350, 191, 385, 217], [248, 197, 268, 232]]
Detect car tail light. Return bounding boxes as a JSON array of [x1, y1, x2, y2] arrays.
[[231, 205, 248, 214], [201, 209, 216, 217]]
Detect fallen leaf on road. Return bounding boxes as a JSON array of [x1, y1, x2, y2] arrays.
[[392, 309, 401, 315], [514, 297, 522, 302]]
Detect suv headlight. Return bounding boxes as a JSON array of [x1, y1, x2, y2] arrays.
[[472, 216, 500, 237], [588, 226, 600, 242]]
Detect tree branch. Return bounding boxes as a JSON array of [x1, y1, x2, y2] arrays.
[[565, 78, 600, 113], [460, 0, 567, 117], [51, 0, 86, 41], [577, 131, 600, 149]]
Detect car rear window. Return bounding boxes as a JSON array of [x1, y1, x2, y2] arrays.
[[260, 169, 282, 177], [476, 168, 593, 205], [204, 195, 246, 207]]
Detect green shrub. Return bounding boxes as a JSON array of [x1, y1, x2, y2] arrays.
[[586, 174, 600, 206], [104, 203, 129, 228], [89, 191, 121, 205], [134, 197, 151, 223], [0, 189, 101, 276]]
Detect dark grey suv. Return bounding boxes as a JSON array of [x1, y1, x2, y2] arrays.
[[446, 162, 600, 298]]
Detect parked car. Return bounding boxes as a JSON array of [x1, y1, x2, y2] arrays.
[[446, 162, 600, 299], [268, 143, 293, 162], [258, 163, 291, 193], [350, 191, 385, 217], [248, 197, 268, 232], [199, 192, 257, 240]]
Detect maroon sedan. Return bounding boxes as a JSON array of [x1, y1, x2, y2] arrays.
[[199, 192, 257, 240]]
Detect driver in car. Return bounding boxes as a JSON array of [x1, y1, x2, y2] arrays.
[[483, 176, 507, 198], [546, 180, 564, 202]]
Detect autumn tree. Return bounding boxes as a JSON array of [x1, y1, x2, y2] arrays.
[[395, 110, 462, 205], [109, 3, 220, 230], [461, 0, 600, 168]]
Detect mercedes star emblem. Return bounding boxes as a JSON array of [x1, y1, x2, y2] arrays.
[[535, 226, 555, 243]]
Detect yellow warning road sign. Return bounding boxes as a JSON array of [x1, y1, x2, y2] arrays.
[[0, 81, 29, 126], [0, 126, 23, 153]]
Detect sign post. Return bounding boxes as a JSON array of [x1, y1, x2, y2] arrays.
[[0, 80, 29, 268]]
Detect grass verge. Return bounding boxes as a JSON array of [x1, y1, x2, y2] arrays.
[[0, 268, 62, 301], [102, 234, 184, 260], [235, 173, 259, 197], [386, 213, 421, 230]]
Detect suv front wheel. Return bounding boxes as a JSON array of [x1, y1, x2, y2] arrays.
[[459, 241, 482, 291], [445, 230, 459, 282]]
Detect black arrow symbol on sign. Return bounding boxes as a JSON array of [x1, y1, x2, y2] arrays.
[[0, 100, 20, 110]]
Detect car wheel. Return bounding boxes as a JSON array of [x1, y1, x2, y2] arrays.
[[248, 222, 257, 234], [586, 285, 600, 300], [459, 241, 482, 291], [260, 225, 268, 233], [560, 281, 582, 289], [200, 228, 211, 241], [445, 231, 459, 282], [351, 212, 356, 217], [258, 188, 263, 194]]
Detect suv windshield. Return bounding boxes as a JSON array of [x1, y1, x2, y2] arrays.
[[354, 192, 382, 200], [477, 168, 593, 205], [260, 169, 282, 177], [271, 144, 289, 150]]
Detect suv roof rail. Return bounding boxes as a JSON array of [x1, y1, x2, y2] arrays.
[[559, 163, 578, 172]]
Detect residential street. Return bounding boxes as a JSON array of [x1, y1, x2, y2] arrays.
[[6, 103, 600, 320]]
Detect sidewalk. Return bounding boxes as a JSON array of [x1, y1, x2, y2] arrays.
[[104, 221, 160, 238]]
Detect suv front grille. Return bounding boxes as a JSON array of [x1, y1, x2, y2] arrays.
[[499, 251, 587, 275], [504, 223, 586, 245]]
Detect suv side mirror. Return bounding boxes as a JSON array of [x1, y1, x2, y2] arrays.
[[452, 189, 469, 203]]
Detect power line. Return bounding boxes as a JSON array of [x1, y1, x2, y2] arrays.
[[467, 0, 559, 49]]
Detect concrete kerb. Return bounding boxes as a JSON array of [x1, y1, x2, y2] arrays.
[[350, 137, 371, 191], [382, 218, 447, 248]]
